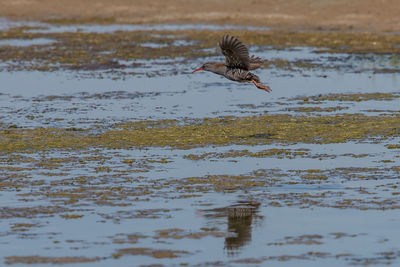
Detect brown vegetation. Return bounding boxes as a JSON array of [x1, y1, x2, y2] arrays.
[[0, 0, 399, 32]]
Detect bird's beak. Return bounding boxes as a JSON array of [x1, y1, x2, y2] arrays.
[[192, 67, 203, 73]]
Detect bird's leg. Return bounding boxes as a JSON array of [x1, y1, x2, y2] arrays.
[[252, 80, 271, 92]]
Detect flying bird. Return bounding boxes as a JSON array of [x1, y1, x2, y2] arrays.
[[193, 35, 271, 92]]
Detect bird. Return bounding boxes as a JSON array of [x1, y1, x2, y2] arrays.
[[193, 35, 271, 92]]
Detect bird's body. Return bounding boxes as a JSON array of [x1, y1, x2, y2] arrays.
[[193, 35, 271, 92]]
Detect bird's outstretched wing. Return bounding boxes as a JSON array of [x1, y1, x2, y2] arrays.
[[219, 35, 249, 70]]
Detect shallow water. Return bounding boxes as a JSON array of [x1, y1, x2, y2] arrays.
[[1, 21, 400, 266], [15, 21, 270, 34], [0, 64, 398, 128], [0, 38, 56, 47]]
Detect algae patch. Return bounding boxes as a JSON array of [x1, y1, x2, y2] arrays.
[[114, 247, 189, 259], [154, 228, 226, 240], [5, 256, 101, 264], [1, 113, 399, 152], [293, 93, 400, 103], [184, 148, 310, 160]]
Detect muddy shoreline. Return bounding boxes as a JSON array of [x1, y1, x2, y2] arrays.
[[0, 0, 400, 32]]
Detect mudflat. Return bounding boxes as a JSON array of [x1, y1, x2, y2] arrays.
[[0, 0, 399, 32]]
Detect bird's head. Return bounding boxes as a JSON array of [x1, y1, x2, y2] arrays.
[[192, 62, 219, 73]]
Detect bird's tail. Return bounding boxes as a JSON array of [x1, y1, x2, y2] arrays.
[[249, 55, 263, 70]]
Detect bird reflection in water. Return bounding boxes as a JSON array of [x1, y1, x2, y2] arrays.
[[199, 201, 262, 256]]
